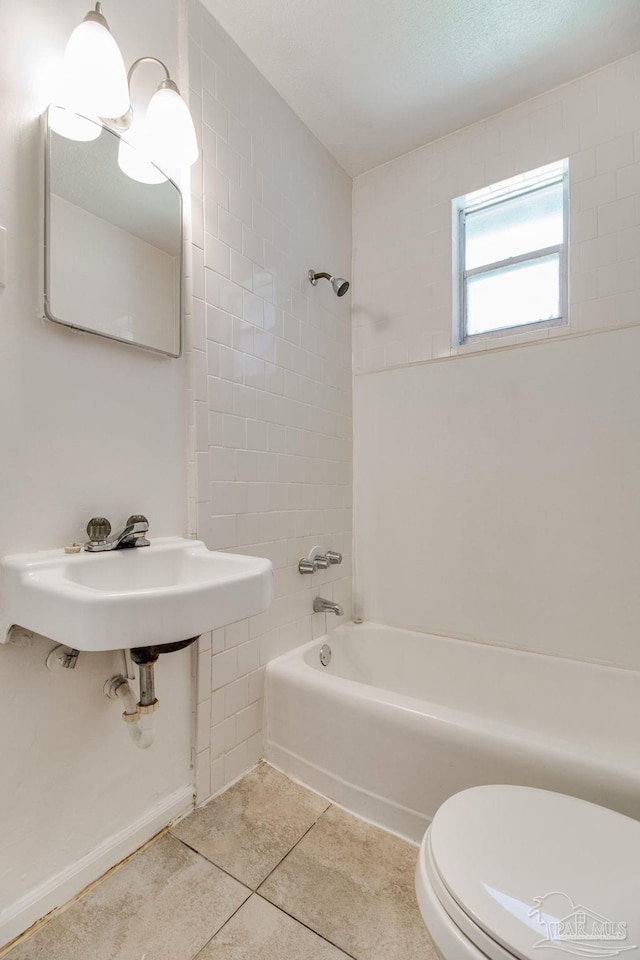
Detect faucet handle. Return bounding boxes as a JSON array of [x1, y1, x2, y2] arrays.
[[304, 545, 331, 572], [125, 514, 150, 547], [126, 514, 149, 528], [86, 517, 111, 542], [326, 550, 342, 565]]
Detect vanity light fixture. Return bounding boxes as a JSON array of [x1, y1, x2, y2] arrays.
[[52, 4, 198, 183]]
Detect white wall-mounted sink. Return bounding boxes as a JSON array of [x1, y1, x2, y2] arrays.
[[0, 538, 273, 651]]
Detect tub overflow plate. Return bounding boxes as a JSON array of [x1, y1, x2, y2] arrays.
[[319, 643, 332, 667]]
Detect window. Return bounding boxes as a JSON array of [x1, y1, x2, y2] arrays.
[[453, 160, 568, 343]]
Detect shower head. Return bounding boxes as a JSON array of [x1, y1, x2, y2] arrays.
[[308, 270, 350, 297]]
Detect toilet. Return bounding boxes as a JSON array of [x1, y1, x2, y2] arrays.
[[415, 785, 640, 960]]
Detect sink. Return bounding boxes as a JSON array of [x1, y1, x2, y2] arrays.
[[0, 537, 273, 651]]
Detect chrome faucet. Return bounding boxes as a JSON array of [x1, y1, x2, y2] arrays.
[[313, 596, 344, 616], [84, 515, 150, 552]]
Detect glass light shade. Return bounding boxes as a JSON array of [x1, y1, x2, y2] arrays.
[[117, 126, 168, 185], [59, 18, 130, 120], [145, 86, 199, 170], [49, 105, 101, 142]]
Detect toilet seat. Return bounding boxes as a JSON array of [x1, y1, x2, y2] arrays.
[[416, 785, 640, 960], [417, 831, 517, 960]]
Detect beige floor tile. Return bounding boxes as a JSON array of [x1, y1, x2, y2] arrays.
[[259, 806, 436, 960], [4, 834, 250, 960], [171, 762, 329, 888], [197, 894, 351, 960]]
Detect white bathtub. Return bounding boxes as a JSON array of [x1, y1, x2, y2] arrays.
[[265, 622, 640, 843]]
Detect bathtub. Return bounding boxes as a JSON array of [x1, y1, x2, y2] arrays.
[[265, 622, 640, 843]]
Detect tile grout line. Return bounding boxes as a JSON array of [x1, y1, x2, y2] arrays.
[[169, 832, 255, 890], [164, 833, 254, 960], [168, 795, 332, 895], [252, 802, 364, 960], [253, 892, 360, 960], [172, 801, 352, 960], [189, 894, 252, 960], [253, 799, 332, 889], [189, 890, 358, 960]]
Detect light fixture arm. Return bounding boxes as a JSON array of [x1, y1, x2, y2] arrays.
[[127, 57, 182, 100], [106, 56, 180, 131], [126, 56, 172, 86]]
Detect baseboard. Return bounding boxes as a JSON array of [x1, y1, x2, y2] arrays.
[[0, 784, 194, 951]]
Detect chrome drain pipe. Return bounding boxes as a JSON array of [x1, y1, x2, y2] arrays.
[[105, 637, 199, 749], [137, 662, 156, 708]]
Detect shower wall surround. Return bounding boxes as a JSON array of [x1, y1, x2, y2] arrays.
[[0, 0, 192, 947], [186, 1, 352, 801], [352, 53, 640, 670]]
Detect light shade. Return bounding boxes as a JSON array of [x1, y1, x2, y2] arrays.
[[117, 124, 168, 185], [59, 16, 130, 120], [145, 85, 199, 170]]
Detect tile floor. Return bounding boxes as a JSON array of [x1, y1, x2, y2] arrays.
[[3, 763, 436, 960]]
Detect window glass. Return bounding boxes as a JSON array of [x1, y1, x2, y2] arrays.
[[466, 254, 560, 336], [465, 181, 564, 270]]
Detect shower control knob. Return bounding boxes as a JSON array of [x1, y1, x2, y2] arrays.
[[307, 545, 330, 570], [86, 517, 111, 542], [326, 551, 343, 565], [298, 559, 317, 574]]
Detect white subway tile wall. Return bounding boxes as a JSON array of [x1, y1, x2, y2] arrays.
[[186, 0, 352, 801], [353, 52, 640, 374]]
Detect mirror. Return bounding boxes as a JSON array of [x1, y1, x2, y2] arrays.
[[44, 107, 183, 357]]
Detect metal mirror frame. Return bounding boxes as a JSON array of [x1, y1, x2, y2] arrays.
[[43, 107, 184, 358]]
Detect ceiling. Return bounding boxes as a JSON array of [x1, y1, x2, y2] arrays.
[[201, 0, 640, 177]]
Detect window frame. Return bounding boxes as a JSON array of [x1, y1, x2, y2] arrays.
[[454, 164, 569, 345]]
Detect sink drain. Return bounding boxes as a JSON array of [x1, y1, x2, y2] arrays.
[[319, 643, 332, 667]]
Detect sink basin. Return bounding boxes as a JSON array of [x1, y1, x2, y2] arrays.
[[0, 537, 273, 651]]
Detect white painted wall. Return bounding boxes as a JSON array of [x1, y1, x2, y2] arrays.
[[353, 54, 640, 670], [0, 0, 192, 946], [186, 0, 352, 801]]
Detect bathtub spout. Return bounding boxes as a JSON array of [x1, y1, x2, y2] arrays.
[[313, 596, 344, 616]]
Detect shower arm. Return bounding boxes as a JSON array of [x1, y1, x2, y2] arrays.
[[308, 269, 350, 297]]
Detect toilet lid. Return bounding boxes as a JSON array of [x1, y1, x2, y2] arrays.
[[426, 785, 640, 960]]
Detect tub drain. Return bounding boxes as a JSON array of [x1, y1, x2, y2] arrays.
[[319, 644, 332, 667]]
